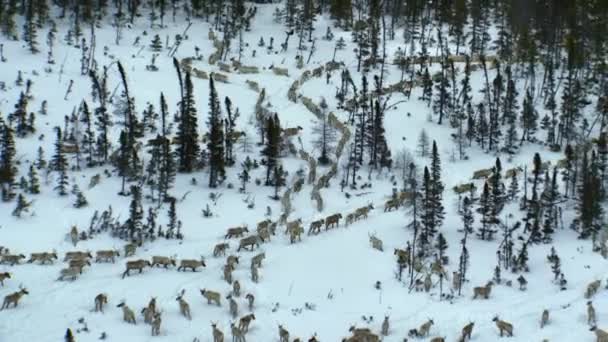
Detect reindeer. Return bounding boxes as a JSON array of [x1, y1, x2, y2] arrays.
[[460, 321, 474, 341], [227, 294, 239, 318], [224, 264, 234, 284], [151, 256, 177, 268], [231, 322, 246, 342], [57, 267, 81, 281], [117, 302, 136, 324], [418, 319, 434, 337], [473, 281, 494, 299], [517, 275, 528, 290], [70, 225, 79, 246], [69, 258, 91, 273], [122, 259, 151, 278], [383, 198, 400, 212], [590, 326, 608, 342], [64, 251, 93, 261], [289, 225, 304, 243], [381, 316, 390, 336], [0, 254, 26, 266], [347, 326, 380, 341], [238, 235, 261, 252], [176, 290, 191, 320], [200, 289, 222, 306], [227, 255, 240, 270], [212, 322, 225, 342], [0, 272, 11, 286], [239, 313, 256, 333], [345, 213, 355, 226], [1, 287, 28, 309], [95, 250, 120, 263], [308, 219, 324, 235], [258, 226, 272, 242], [430, 338, 445, 342], [142, 297, 158, 324], [233, 280, 241, 297], [94, 293, 108, 313], [214, 242, 230, 257], [285, 218, 303, 234], [588, 301, 597, 326], [225, 226, 249, 239], [279, 325, 290, 342], [540, 309, 549, 328], [492, 316, 514, 337], [151, 312, 162, 336], [586, 280, 602, 299], [453, 271, 462, 290], [325, 213, 342, 230], [28, 251, 58, 264], [246, 293, 255, 311], [251, 252, 265, 268], [424, 273, 433, 292], [256, 219, 272, 232], [251, 263, 259, 283], [369, 233, 383, 251], [178, 257, 206, 271], [354, 204, 374, 221], [124, 242, 138, 257]]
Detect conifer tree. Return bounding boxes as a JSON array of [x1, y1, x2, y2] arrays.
[[64, 328, 75, 342], [430, 141, 445, 228], [461, 196, 474, 234], [519, 88, 538, 144], [28, 164, 40, 194], [0, 123, 17, 201], [175, 72, 200, 173], [207, 77, 225, 188], [126, 185, 143, 240], [262, 114, 281, 185], [12, 193, 31, 218], [51, 127, 69, 196], [73, 188, 88, 208]]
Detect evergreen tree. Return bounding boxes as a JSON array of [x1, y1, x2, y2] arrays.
[[416, 129, 430, 157], [461, 196, 474, 234], [430, 141, 445, 228], [475, 103, 488, 150], [28, 164, 40, 194], [419, 166, 436, 253], [477, 182, 497, 240], [175, 72, 200, 172], [126, 185, 143, 240], [12, 193, 31, 218], [166, 197, 177, 239], [457, 229, 469, 296], [0, 123, 17, 201], [520, 89, 538, 144], [313, 98, 337, 165], [508, 171, 519, 201], [51, 127, 69, 196], [142, 102, 158, 134], [10, 92, 34, 137], [73, 188, 88, 208], [502, 71, 519, 152], [35, 146, 46, 170], [65, 328, 75, 342], [262, 114, 281, 186], [150, 34, 163, 52], [576, 152, 603, 240], [23, 0, 39, 54], [433, 60, 451, 125], [435, 232, 448, 262], [207, 77, 225, 188], [420, 67, 433, 106]]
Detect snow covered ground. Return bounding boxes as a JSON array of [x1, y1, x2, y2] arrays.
[[0, 3, 607, 342]]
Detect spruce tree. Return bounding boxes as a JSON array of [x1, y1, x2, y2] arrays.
[[65, 328, 75, 342], [28, 165, 40, 194], [207, 76, 225, 188], [127, 185, 143, 240], [262, 114, 281, 186], [175, 72, 200, 173], [520, 88, 538, 144], [461, 196, 474, 234], [51, 127, 69, 196], [430, 141, 445, 228], [12, 193, 31, 218], [0, 123, 17, 201]]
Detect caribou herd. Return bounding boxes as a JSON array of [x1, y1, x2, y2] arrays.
[[1, 189, 607, 341]]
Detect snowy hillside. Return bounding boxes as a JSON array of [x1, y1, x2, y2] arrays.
[[0, 1, 608, 341]]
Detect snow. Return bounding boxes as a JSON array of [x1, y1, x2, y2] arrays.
[[0, 3, 606, 342]]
